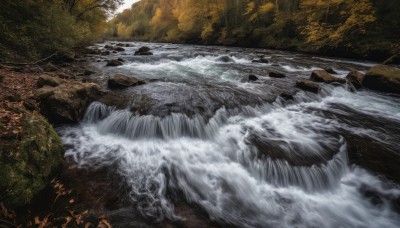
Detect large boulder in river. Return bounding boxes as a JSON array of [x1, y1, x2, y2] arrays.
[[0, 106, 64, 207], [296, 80, 320, 93], [346, 70, 365, 89], [135, 46, 153, 55], [363, 65, 400, 93], [108, 74, 145, 89], [35, 76, 102, 123], [310, 70, 346, 84]]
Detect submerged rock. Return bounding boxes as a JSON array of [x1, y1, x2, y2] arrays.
[[0, 108, 64, 207], [363, 65, 400, 93], [216, 55, 234, 63], [279, 92, 294, 100], [346, 70, 365, 89], [35, 77, 102, 123], [296, 80, 320, 93], [114, 47, 125, 52], [108, 74, 145, 89], [269, 72, 286, 78], [248, 74, 259, 82], [252, 57, 269, 64], [310, 70, 346, 84], [135, 46, 153, 55]]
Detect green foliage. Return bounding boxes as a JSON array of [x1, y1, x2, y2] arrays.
[[0, 0, 121, 61]]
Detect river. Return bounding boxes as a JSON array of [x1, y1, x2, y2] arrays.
[[59, 42, 400, 227]]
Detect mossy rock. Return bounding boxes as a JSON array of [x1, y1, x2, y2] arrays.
[[363, 65, 400, 93], [0, 109, 64, 207]]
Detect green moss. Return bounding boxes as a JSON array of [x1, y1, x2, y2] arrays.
[[0, 110, 64, 207]]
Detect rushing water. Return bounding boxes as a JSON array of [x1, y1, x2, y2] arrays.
[[60, 42, 400, 227]]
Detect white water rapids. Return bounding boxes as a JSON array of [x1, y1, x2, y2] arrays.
[[60, 42, 400, 227]]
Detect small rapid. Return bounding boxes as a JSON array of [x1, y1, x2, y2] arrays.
[[61, 42, 400, 227]]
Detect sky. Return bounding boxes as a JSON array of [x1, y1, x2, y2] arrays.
[[117, 0, 140, 13]]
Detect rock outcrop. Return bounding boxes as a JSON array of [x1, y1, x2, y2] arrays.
[[35, 76, 102, 123], [0, 107, 64, 207], [363, 65, 400, 93]]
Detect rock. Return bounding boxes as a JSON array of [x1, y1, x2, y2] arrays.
[[106, 59, 123, 67], [269, 72, 286, 78], [99, 92, 129, 109], [117, 58, 124, 62], [0, 109, 64, 206], [35, 80, 102, 123], [104, 45, 113, 50], [216, 55, 233, 62], [324, 67, 338, 74], [101, 51, 110, 55], [279, 92, 294, 100], [252, 58, 269, 64], [84, 48, 101, 55], [363, 65, 400, 93], [346, 70, 365, 89], [296, 80, 320, 93], [23, 100, 37, 111], [310, 70, 346, 83], [37, 75, 66, 88], [114, 47, 125, 52], [108, 74, 145, 89], [116, 43, 124, 47], [134, 46, 153, 55], [248, 74, 259, 82], [125, 44, 131, 47]]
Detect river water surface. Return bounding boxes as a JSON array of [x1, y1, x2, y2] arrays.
[[60, 42, 400, 227]]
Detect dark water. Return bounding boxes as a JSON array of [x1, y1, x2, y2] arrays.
[[60, 42, 400, 227]]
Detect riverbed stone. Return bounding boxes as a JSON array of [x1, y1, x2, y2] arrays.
[[108, 74, 145, 89], [346, 70, 365, 89], [135, 46, 153, 55], [248, 74, 259, 81], [269, 72, 286, 78], [296, 80, 320, 93], [310, 70, 346, 83], [106, 59, 123, 67], [363, 65, 400, 93]]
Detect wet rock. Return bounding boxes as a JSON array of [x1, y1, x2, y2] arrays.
[[104, 45, 113, 50], [324, 67, 338, 74], [248, 74, 259, 82], [99, 92, 129, 109], [216, 55, 233, 62], [116, 43, 124, 47], [135, 46, 153, 55], [346, 70, 365, 89], [279, 92, 294, 100], [296, 80, 320, 93], [106, 59, 123, 67], [310, 70, 346, 84], [269, 72, 286, 78], [252, 58, 269, 64], [35, 78, 102, 123], [0, 108, 64, 206], [363, 65, 400, 93], [117, 58, 124, 62], [101, 51, 110, 55], [84, 69, 96, 76], [108, 74, 145, 89], [114, 47, 125, 52], [37, 75, 66, 88]]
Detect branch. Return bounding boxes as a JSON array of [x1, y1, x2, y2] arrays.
[[76, 4, 108, 20], [383, 52, 400, 65]]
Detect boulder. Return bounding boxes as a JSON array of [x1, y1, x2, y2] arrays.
[[346, 70, 365, 89], [134, 46, 153, 55], [216, 55, 233, 63], [269, 72, 286, 78], [248, 74, 259, 82], [310, 70, 346, 84], [279, 92, 294, 100], [363, 65, 400, 93], [296, 80, 320, 93], [324, 67, 338, 74], [37, 75, 66, 88], [0, 108, 64, 206], [35, 79, 102, 123], [108, 74, 145, 89], [106, 59, 123, 67]]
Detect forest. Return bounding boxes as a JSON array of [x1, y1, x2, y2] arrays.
[[108, 0, 400, 60], [0, 0, 122, 61]]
